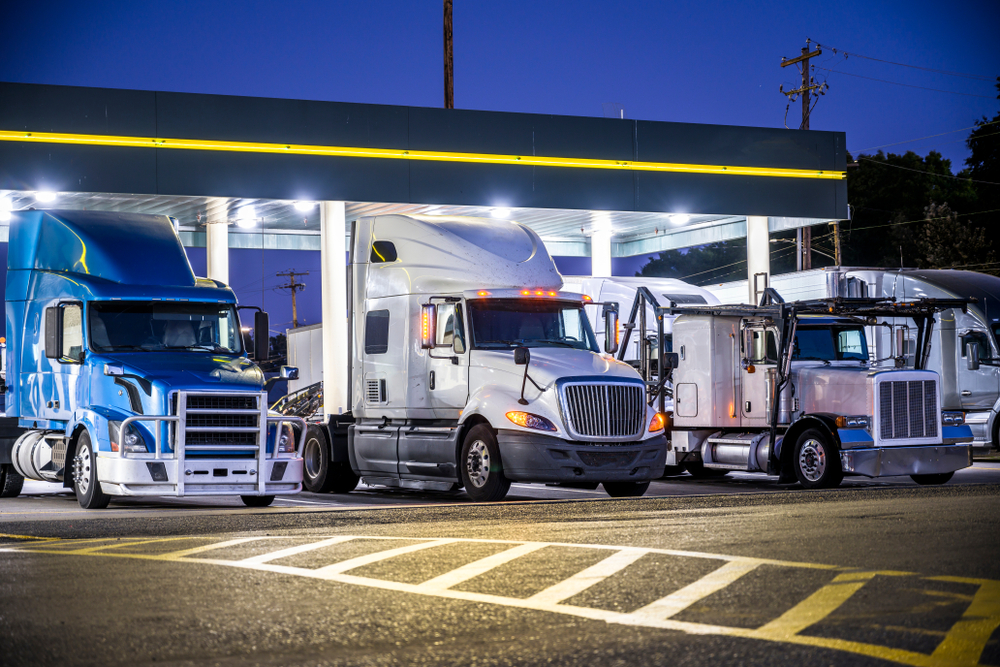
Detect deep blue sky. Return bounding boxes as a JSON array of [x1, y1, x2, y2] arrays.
[[1, 1, 998, 334]]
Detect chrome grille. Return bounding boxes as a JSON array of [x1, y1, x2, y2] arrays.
[[562, 383, 644, 439], [175, 392, 265, 458], [878, 380, 938, 440]]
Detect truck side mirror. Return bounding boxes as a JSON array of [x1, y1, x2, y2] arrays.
[[279, 365, 299, 380], [420, 304, 437, 349], [514, 347, 530, 365], [44, 307, 61, 359], [602, 303, 619, 355], [967, 342, 981, 371], [254, 310, 269, 362]]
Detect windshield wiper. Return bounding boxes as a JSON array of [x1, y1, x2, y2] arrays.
[[532, 339, 578, 348], [794, 356, 832, 365]]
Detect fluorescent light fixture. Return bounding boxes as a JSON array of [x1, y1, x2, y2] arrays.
[[34, 191, 57, 203], [491, 207, 511, 219], [593, 212, 613, 233], [669, 214, 690, 226], [294, 201, 316, 212], [236, 205, 257, 228]]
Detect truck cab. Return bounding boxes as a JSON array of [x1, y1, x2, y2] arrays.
[[0, 210, 304, 508]]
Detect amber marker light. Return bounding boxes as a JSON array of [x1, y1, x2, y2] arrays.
[[506, 411, 558, 431], [582, 295, 593, 302], [649, 412, 668, 432], [476, 290, 490, 296]]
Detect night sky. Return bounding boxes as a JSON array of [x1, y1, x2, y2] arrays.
[[2, 0, 998, 334]]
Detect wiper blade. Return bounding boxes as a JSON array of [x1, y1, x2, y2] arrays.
[[532, 339, 578, 348]]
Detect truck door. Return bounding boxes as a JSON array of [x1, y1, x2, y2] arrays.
[[427, 302, 470, 415], [39, 301, 84, 422], [959, 329, 1000, 410], [740, 323, 778, 427]]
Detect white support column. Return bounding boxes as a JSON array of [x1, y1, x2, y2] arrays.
[[205, 219, 229, 285], [591, 230, 612, 277], [746, 216, 770, 305], [320, 201, 349, 417]]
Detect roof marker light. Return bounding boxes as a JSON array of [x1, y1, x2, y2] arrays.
[[582, 295, 593, 301], [477, 290, 490, 297]]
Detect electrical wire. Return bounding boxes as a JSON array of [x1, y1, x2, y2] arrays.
[[857, 157, 1000, 186], [815, 67, 996, 99], [845, 207, 1000, 234], [849, 121, 1000, 155], [810, 41, 996, 82]]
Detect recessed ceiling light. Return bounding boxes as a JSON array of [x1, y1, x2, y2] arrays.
[[669, 214, 690, 225], [491, 207, 511, 219], [294, 201, 316, 212], [34, 191, 57, 203], [236, 205, 257, 228]]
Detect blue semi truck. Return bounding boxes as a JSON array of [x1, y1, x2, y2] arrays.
[[0, 210, 305, 508]]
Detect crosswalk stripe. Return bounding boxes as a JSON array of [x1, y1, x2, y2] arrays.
[[930, 578, 1000, 665], [239, 536, 357, 565], [528, 548, 648, 605], [417, 542, 548, 591], [156, 537, 261, 559], [629, 558, 763, 621], [313, 538, 458, 577]]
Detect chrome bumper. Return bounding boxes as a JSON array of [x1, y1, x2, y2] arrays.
[[839, 444, 972, 478]]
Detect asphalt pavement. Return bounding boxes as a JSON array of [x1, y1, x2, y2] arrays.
[[2, 466, 1000, 667]]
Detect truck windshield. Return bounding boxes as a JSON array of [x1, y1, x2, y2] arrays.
[[467, 299, 599, 352], [793, 326, 868, 362], [88, 302, 243, 354]]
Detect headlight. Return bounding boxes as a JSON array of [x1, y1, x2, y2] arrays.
[[506, 411, 557, 431], [942, 412, 966, 426], [835, 415, 870, 430], [649, 413, 668, 432], [278, 423, 297, 454], [108, 420, 148, 454]]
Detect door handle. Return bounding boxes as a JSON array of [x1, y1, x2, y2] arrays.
[[961, 390, 972, 396], [429, 371, 435, 390]]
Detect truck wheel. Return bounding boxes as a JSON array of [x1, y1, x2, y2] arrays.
[[911, 472, 955, 485], [302, 424, 334, 493], [460, 424, 511, 502], [241, 495, 275, 507], [73, 432, 110, 509], [0, 464, 24, 498], [792, 428, 843, 489], [603, 481, 650, 497], [328, 462, 360, 494]]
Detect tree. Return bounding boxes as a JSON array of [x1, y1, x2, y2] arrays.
[[959, 77, 1000, 237], [916, 202, 995, 270]]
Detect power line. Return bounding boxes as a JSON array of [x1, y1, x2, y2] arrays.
[[815, 67, 996, 99], [857, 157, 1000, 186], [810, 41, 996, 82], [845, 207, 1000, 234], [849, 120, 1000, 154]]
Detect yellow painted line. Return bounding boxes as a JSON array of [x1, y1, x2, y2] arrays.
[[0, 532, 60, 541], [0, 130, 846, 181], [630, 558, 763, 621], [528, 547, 647, 605], [930, 579, 1000, 665], [754, 570, 880, 638], [71, 536, 197, 555]]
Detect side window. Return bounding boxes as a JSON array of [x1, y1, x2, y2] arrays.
[[837, 329, 866, 360], [561, 307, 584, 341], [364, 310, 390, 355], [746, 328, 778, 364], [370, 241, 397, 263], [961, 331, 990, 361], [45, 303, 83, 363], [435, 304, 467, 353]]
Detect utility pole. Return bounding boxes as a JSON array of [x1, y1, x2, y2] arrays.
[[831, 220, 842, 265], [781, 40, 827, 271], [276, 270, 308, 329], [444, 0, 454, 109]]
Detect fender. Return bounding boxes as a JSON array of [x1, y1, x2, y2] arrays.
[[780, 413, 841, 477]]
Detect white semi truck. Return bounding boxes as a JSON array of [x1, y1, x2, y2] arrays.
[[276, 214, 668, 501], [709, 268, 1000, 451], [653, 292, 974, 487]]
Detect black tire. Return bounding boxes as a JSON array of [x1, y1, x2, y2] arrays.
[[791, 428, 843, 489], [73, 431, 110, 509], [911, 472, 955, 485], [241, 495, 275, 507], [0, 463, 24, 498], [460, 424, 511, 502], [684, 462, 730, 478], [661, 465, 685, 478], [328, 462, 360, 494], [603, 481, 650, 497], [302, 424, 334, 493]]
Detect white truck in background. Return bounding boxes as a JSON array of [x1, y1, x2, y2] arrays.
[[275, 215, 668, 501], [708, 267, 1000, 451]]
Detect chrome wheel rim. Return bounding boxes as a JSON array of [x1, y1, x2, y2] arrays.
[[304, 437, 321, 480], [76, 444, 93, 495], [798, 439, 827, 483], [466, 440, 491, 488]]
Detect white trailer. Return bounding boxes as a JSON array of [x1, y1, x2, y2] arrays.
[[278, 215, 668, 501]]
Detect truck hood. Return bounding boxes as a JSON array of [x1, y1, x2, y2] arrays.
[[471, 348, 641, 387], [792, 365, 877, 416], [97, 352, 265, 391]]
